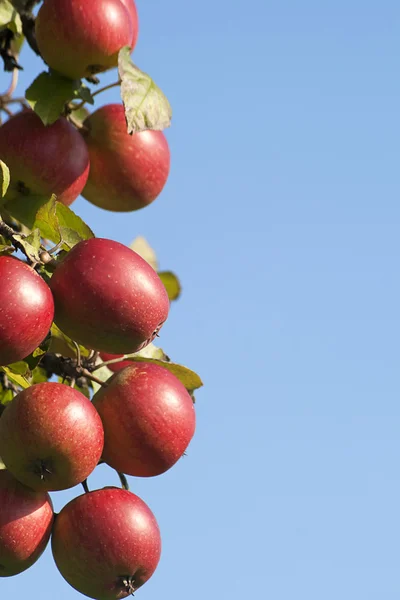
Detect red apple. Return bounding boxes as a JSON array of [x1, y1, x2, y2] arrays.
[[81, 104, 170, 212], [52, 487, 161, 599], [0, 256, 54, 366], [0, 470, 53, 577], [49, 238, 170, 354], [93, 362, 196, 477], [0, 382, 104, 492], [100, 352, 133, 372], [0, 110, 89, 206], [119, 0, 139, 49], [36, 0, 136, 80]]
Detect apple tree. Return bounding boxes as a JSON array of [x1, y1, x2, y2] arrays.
[[0, 0, 202, 597]]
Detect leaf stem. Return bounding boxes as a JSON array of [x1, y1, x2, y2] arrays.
[[70, 80, 121, 112]]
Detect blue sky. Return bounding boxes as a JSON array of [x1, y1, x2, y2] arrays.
[[2, 0, 400, 598]]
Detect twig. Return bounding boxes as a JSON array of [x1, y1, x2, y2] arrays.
[[70, 80, 121, 112], [91, 356, 129, 372]]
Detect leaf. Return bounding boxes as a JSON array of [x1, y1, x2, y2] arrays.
[[158, 271, 181, 301], [3, 192, 56, 230], [56, 202, 95, 246], [124, 346, 203, 393], [91, 356, 114, 394], [69, 102, 91, 126], [5, 361, 29, 375], [33, 197, 94, 249], [24, 336, 51, 371], [0, 387, 13, 406], [0, 457, 6, 469], [0, 0, 21, 33], [50, 323, 91, 358], [25, 71, 86, 125], [0, 235, 14, 255], [129, 236, 158, 270], [12, 228, 42, 263], [0, 160, 10, 197], [76, 84, 94, 105], [118, 46, 172, 133], [30, 367, 49, 384], [132, 342, 169, 361], [0, 367, 31, 389], [32, 195, 61, 243]]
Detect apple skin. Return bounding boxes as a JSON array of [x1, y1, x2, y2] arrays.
[[36, 0, 135, 80], [0, 256, 54, 366], [0, 383, 104, 492], [100, 352, 133, 372], [81, 104, 170, 212], [0, 110, 90, 206], [49, 238, 170, 354], [93, 363, 196, 477], [0, 470, 53, 577], [119, 0, 139, 49], [52, 487, 161, 599]]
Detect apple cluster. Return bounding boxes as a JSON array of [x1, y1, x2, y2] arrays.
[[0, 237, 196, 599], [0, 1, 200, 599], [0, 0, 170, 214]]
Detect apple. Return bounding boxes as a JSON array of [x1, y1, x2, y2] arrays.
[[0, 256, 54, 366], [52, 487, 161, 599], [100, 352, 133, 372], [49, 238, 170, 354], [35, 0, 137, 80], [119, 0, 139, 49], [0, 382, 104, 492], [0, 470, 53, 577], [81, 104, 170, 212], [0, 110, 90, 206], [93, 362, 196, 477]]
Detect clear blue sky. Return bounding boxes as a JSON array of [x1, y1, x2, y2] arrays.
[[2, 0, 400, 598]]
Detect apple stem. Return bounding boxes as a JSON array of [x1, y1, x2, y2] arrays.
[[81, 479, 90, 494], [117, 472, 129, 491]]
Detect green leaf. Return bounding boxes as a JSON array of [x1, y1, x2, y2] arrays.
[[0, 387, 13, 406], [124, 345, 202, 393], [5, 361, 29, 375], [30, 367, 49, 385], [91, 357, 114, 394], [12, 228, 42, 263], [24, 336, 51, 371], [68, 102, 91, 126], [2, 192, 55, 229], [0, 367, 31, 389], [0, 235, 14, 255], [131, 342, 169, 361], [56, 202, 95, 246], [0, 160, 10, 197], [50, 323, 91, 359], [0, 0, 21, 33], [158, 271, 181, 301], [129, 236, 158, 270], [33, 196, 95, 249], [76, 84, 94, 105], [118, 46, 172, 133], [130, 357, 202, 392], [25, 71, 84, 125], [32, 195, 61, 243]]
